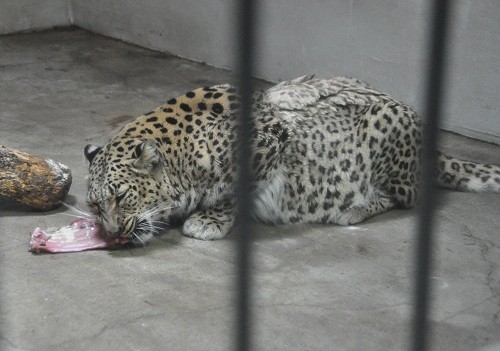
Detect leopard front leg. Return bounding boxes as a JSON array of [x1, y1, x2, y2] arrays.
[[182, 199, 235, 240]]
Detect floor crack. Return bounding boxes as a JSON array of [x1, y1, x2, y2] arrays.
[[462, 225, 496, 296], [53, 311, 170, 348], [0, 335, 24, 351], [461, 224, 499, 325], [439, 294, 499, 323]]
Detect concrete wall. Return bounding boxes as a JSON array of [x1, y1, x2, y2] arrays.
[[2, 0, 498, 143], [0, 0, 70, 34], [70, 0, 237, 69], [444, 1, 500, 143], [70, 0, 500, 144]]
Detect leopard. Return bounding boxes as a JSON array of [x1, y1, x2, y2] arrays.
[[84, 75, 500, 244]]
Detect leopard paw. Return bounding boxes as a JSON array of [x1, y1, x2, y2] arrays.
[[182, 213, 231, 240], [335, 209, 366, 226]]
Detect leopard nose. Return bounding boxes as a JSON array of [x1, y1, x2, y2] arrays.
[[102, 228, 121, 238], [102, 223, 121, 237]]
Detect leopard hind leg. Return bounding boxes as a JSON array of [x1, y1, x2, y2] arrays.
[[335, 189, 397, 226]]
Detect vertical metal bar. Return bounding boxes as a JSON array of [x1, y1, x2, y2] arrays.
[[411, 1, 453, 351], [235, 0, 256, 351]]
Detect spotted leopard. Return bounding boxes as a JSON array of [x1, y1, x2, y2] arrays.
[[84, 75, 500, 243]]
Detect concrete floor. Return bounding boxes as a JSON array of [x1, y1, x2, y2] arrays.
[[0, 28, 499, 351]]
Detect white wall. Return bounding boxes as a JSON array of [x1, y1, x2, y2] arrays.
[[0, 0, 70, 34], [70, 0, 237, 68], [444, 1, 500, 143], [70, 0, 500, 144], [1, 0, 498, 143]]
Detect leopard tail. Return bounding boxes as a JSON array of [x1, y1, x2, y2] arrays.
[[436, 151, 500, 193]]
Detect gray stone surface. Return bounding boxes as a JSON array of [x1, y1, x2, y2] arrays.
[[0, 0, 70, 34], [0, 28, 499, 351]]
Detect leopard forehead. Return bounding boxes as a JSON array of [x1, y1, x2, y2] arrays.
[[87, 148, 135, 200]]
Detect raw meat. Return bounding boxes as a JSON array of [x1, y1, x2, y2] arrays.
[[29, 218, 129, 253]]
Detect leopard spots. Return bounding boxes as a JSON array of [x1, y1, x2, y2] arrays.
[[85, 77, 500, 243]]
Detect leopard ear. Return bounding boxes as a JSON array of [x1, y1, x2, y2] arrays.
[[133, 140, 161, 172], [84, 145, 102, 163]]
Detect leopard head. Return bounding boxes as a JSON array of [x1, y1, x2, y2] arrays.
[[84, 139, 176, 244]]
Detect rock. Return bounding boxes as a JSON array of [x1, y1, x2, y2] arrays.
[[0, 145, 72, 210]]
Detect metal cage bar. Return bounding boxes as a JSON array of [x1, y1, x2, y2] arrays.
[[232, 0, 453, 350], [235, 0, 257, 350], [411, 1, 452, 351]]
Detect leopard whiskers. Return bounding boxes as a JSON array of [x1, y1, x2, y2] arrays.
[[132, 219, 162, 246], [137, 220, 161, 233], [151, 220, 170, 228], [132, 232, 147, 247], [60, 213, 91, 219], [137, 203, 178, 222], [59, 201, 92, 218], [124, 203, 178, 246]]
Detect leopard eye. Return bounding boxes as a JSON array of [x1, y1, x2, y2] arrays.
[[116, 189, 129, 205]]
